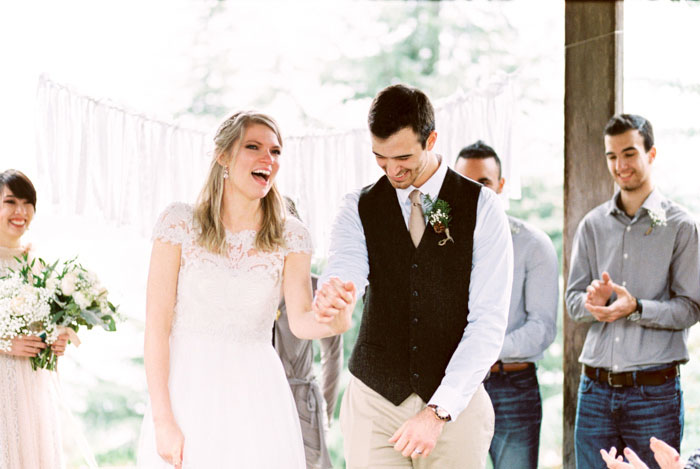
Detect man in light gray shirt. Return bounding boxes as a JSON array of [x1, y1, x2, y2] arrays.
[[455, 140, 558, 469], [566, 114, 700, 469]]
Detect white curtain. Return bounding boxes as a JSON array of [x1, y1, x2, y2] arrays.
[[36, 75, 517, 258]]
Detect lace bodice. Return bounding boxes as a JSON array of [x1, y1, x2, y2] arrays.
[[0, 246, 26, 273], [152, 203, 313, 343]]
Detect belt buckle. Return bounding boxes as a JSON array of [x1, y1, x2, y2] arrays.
[[607, 372, 623, 388]]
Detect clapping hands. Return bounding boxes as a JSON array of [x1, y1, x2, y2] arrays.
[[312, 277, 356, 334], [584, 271, 637, 322], [600, 438, 684, 469]]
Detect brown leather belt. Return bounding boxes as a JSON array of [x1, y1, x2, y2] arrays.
[[490, 362, 534, 373], [584, 365, 678, 387]]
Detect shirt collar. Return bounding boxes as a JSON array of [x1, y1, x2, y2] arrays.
[[607, 188, 665, 218], [395, 155, 448, 205]]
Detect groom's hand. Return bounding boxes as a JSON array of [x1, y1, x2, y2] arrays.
[[389, 407, 445, 459]]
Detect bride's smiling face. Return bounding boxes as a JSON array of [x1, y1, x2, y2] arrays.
[[224, 123, 281, 201], [0, 186, 35, 245]]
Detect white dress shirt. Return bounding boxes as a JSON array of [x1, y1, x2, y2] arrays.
[[319, 157, 513, 419]]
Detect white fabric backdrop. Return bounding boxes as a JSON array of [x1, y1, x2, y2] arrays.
[[36, 76, 517, 258]]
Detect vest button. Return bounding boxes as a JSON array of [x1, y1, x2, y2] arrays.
[[412, 290, 419, 297], [412, 317, 419, 324], [411, 345, 418, 352], [412, 373, 420, 380], [411, 263, 418, 269]]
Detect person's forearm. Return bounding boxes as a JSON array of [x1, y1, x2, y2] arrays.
[[144, 328, 176, 424], [637, 296, 700, 330], [500, 317, 556, 360], [566, 290, 596, 322], [289, 309, 343, 340]]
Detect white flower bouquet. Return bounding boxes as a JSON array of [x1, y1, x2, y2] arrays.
[[0, 254, 119, 371]]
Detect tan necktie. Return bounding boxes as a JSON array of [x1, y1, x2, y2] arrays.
[[409, 189, 425, 247]]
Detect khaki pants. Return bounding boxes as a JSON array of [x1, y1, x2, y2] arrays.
[[340, 375, 494, 469]]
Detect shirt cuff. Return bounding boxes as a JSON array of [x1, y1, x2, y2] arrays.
[[427, 384, 472, 421]]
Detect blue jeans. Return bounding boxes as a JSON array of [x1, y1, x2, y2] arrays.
[[484, 366, 541, 469], [574, 373, 683, 469]]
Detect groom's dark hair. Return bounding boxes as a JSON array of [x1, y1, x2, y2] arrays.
[[368, 84, 435, 148]]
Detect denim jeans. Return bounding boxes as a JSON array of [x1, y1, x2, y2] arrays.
[[484, 366, 541, 469], [574, 373, 683, 469]]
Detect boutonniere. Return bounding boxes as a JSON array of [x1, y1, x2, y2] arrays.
[[645, 208, 667, 235], [509, 220, 520, 235], [425, 195, 454, 246]]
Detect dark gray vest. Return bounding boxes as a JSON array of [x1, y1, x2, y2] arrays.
[[349, 168, 481, 405]]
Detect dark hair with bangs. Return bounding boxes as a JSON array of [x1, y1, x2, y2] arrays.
[[0, 170, 37, 209], [368, 84, 435, 148], [604, 114, 654, 152]]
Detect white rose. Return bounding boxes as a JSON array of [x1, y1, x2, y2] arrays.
[[10, 295, 27, 315], [46, 277, 59, 293], [73, 291, 90, 309], [61, 272, 78, 296]]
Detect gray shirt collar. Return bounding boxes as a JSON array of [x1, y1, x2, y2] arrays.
[[607, 188, 666, 221]]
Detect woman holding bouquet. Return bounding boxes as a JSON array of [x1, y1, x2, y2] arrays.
[[137, 111, 354, 468], [0, 169, 69, 468]]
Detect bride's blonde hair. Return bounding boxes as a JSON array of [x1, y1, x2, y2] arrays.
[[194, 111, 286, 254]]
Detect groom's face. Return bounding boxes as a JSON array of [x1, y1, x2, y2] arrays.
[[372, 127, 435, 189]]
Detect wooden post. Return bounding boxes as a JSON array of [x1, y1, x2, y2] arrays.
[[563, 1, 623, 466]]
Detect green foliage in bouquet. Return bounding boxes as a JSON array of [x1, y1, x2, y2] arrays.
[[2, 254, 119, 371]]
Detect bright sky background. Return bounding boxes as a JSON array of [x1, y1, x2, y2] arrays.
[[2, 1, 699, 193]]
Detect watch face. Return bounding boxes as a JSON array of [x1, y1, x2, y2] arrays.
[[429, 405, 451, 421]]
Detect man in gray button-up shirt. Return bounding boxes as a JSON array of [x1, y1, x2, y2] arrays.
[[566, 114, 700, 469], [456, 141, 559, 469]]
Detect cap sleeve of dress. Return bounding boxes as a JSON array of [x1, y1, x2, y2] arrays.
[[151, 202, 193, 246], [284, 217, 313, 255]]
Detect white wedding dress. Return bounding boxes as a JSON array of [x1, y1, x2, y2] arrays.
[[137, 203, 307, 468]]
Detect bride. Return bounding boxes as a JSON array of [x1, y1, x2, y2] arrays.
[[137, 111, 355, 468]]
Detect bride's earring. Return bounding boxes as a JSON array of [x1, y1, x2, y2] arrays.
[[223, 166, 229, 179]]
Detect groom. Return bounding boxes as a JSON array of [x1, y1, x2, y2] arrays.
[[314, 84, 513, 468]]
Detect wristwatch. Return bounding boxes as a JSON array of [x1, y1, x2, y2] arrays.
[[627, 297, 643, 322], [427, 404, 452, 422]]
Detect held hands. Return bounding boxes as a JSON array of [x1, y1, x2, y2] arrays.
[[388, 407, 445, 460], [312, 277, 357, 334], [585, 271, 637, 322], [155, 419, 184, 468]]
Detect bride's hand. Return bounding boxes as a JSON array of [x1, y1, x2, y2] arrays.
[[314, 278, 356, 334], [0, 335, 46, 357], [155, 419, 184, 468]]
